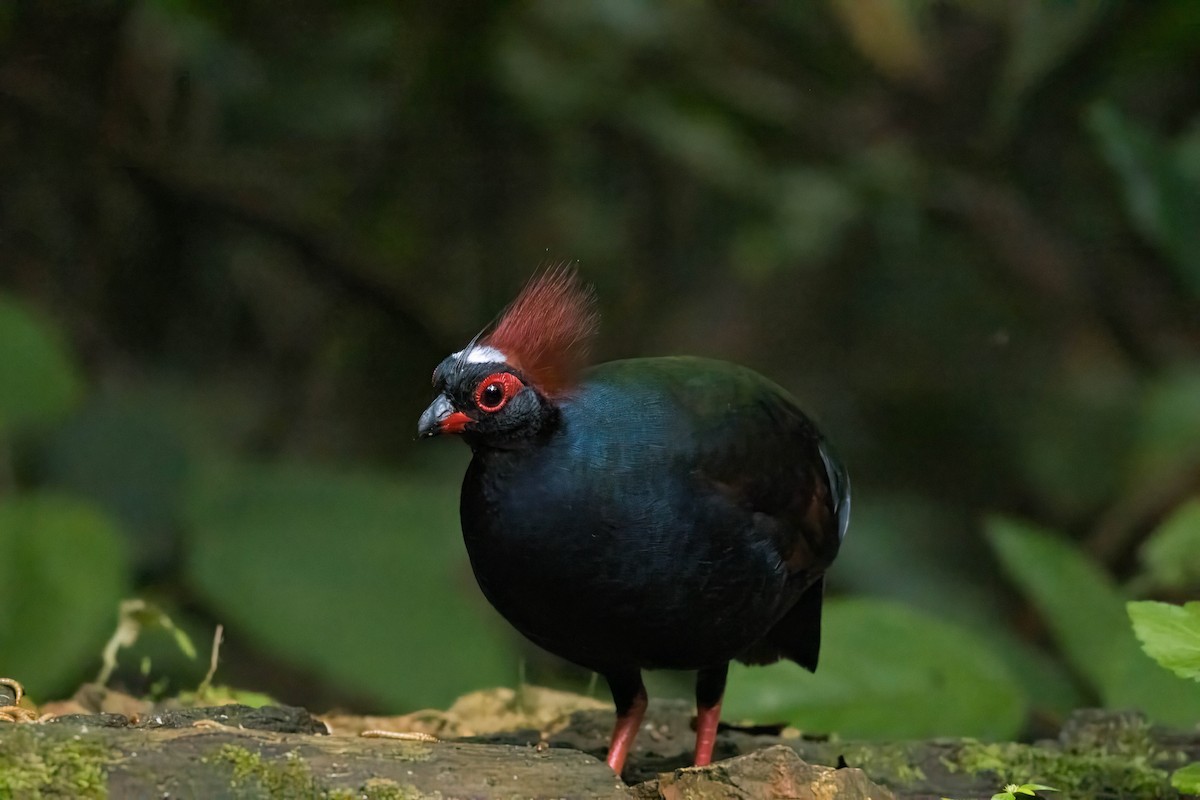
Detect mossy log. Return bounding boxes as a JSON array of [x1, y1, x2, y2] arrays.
[[528, 702, 1193, 799], [1, 718, 628, 799], [0, 713, 887, 800], [0, 701, 1192, 799]]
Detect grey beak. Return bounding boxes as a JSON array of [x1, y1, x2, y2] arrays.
[[417, 394, 454, 439]]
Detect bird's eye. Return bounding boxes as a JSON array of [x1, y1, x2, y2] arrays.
[[480, 383, 503, 409], [474, 372, 524, 413]]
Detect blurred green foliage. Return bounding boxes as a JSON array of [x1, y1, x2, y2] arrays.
[[0, 298, 81, 432], [1129, 595, 1200, 793], [724, 598, 1027, 739], [0, 495, 127, 694], [1, 0, 1200, 739], [184, 458, 516, 709], [989, 518, 1200, 728], [1136, 501, 1200, 592]]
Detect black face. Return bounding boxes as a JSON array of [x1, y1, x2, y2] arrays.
[[417, 355, 558, 448]]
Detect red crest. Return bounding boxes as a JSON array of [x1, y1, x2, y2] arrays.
[[483, 265, 599, 395]]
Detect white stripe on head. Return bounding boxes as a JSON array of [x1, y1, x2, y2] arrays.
[[453, 345, 508, 365]]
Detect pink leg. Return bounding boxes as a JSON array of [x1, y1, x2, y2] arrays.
[[604, 672, 647, 775], [605, 689, 647, 773], [693, 663, 729, 767], [693, 697, 723, 766]]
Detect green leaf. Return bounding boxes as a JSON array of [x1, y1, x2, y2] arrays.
[[184, 459, 519, 711], [988, 518, 1126, 692], [1138, 500, 1200, 591], [723, 598, 1027, 739], [1128, 601, 1200, 682], [0, 495, 129, 698], [0, 295, 82, 433], [1089, 102, 1200, 297], [988, 518, 1200, 726], [1171, 762, 1200, 794]]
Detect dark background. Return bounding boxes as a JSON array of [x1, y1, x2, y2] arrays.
[[2, 0, 1198, 740]]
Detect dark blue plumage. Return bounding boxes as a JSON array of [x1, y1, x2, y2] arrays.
[[461, 357, 845, 674], [418, 271, 848, 774]]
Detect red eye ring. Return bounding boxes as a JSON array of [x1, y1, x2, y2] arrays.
[[474, 372, 524, 413]]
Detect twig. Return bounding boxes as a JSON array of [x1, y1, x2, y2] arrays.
[[360, 730, 439, 742], [196, 624, 224, 699]]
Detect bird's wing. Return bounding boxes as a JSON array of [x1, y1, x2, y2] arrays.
[[676, 366, 846, 580], [579, 357, 847, 578]]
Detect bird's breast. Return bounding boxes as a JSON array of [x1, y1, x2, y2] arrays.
[[458, 425, 787, 672]]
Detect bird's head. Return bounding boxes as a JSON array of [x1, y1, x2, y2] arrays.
[[417, 266, 598, 448]]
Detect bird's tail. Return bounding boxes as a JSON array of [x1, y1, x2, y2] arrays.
[[735, 577, 824, 672]]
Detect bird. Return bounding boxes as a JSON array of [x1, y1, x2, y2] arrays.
[[417, 267, 848, 775]]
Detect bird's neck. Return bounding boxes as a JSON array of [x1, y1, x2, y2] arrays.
[[464, 405, 563, 453]]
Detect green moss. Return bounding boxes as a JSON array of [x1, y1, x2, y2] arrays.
[[212, 744, 326, 799], [209, 744, 431, 799], [946, 738, 1176, 799], [359, 777, 427, 800], [0, 727, 109, 798], [326, 777, 426, 800], [837, 743, 927, 786], [941, 714, 1187, 799]]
